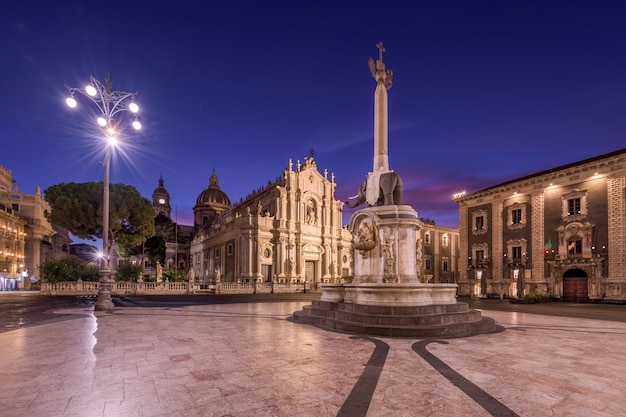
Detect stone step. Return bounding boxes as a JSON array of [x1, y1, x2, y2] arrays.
[[314, 300, 471, 315], [302, 305, 483, 326], [292, 301, 500, 338]]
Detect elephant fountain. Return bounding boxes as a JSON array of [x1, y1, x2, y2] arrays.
[[345, 171, 403, 208]]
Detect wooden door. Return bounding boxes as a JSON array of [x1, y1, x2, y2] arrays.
[[563, 277, 588, 302]]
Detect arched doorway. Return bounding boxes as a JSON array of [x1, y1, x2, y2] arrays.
[[563, 269, 588, 302]]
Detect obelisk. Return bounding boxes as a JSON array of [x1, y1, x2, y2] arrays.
[[371, 41, 393, 172], [366, 42, 394, 205]]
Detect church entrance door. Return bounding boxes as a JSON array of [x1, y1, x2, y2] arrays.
[[261, 265, 272, 283], [305, 261, 316, 290]]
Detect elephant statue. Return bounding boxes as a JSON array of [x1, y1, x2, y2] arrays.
[[345, 171, 403, 208]]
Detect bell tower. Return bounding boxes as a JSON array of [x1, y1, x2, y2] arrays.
[[152, 175, 171, 218]]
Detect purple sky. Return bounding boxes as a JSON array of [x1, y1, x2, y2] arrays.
[[3, 1, 626, 231]]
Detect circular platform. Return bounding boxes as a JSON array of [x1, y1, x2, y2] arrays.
[[292, 300, 501, 338]]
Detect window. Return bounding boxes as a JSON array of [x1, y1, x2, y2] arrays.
[[512, 209, 522, 224], [561, 190, 588, 221], [506, 238, 527, 265], [471, 209, 488, 235], [475, 216, 484, 230], [425, 259, 432, 270], [507, 202, 527, 230], [471, 243, 490, 267], [567, 239, 582, 255], [568, 198, 581, 216], [227, 243, 234, 256], [442, 260, 449, 271], [424, 233, 430, 244]]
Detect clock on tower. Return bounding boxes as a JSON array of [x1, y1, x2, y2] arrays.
[[152, 176, 171, 218]]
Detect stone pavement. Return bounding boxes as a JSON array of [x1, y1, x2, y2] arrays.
[[2, 297, 626, 417]]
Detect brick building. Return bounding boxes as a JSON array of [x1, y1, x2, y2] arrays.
[[455, 148, 626, 302]]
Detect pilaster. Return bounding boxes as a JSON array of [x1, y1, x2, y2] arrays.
[[491, 200, 503, 280], [607, 176, 625, 281], [458, 203, 469, 284], [531, 192, 545, 283]]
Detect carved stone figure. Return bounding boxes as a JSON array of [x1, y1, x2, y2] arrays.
[[306, 199, 316, 224], [383, 237, 395, 278], [156, 261, 163, 282], [289, 258, 295, 273], [345, 171, 403, 208]]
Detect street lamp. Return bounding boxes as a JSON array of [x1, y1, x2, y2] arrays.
[[65, 73, 141, 311]]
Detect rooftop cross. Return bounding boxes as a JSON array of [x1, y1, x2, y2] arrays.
[[376, 42, 385, 62]]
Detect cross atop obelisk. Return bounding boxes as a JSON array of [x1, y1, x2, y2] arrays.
[[369, 42, 393, 174], [376, 41, 385, 61]]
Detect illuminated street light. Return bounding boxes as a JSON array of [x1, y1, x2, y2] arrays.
[[65, 73, 141, 311]]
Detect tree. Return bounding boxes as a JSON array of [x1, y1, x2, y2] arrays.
[[44, 182, 156, 261], [144, 235, 166, 267], [155, 213, 187, 243], [115, 263, 143, 282], [39, 257, 99, 282], [163, 268, 189, 282]]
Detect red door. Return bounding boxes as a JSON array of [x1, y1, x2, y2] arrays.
[[563, 277, 588, 302]]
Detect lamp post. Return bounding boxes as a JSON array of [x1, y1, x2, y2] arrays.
[[65, 73, 141, 311]]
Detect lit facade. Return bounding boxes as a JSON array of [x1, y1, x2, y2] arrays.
[[0, 203, 26, 287], [417, 220, 460, 284], [189, 157, 353, 288], [0, 164, 62, 284], [455, 148, 626, 302]]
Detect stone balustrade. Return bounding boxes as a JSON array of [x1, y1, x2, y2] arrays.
[[40, 281, 309, 296]]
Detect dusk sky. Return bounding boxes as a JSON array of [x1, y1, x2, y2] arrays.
[[3, 1, 626, 232]]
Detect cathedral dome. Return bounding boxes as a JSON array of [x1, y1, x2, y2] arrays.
[[195, 170, 231, 208]]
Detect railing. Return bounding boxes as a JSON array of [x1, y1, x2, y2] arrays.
[[40, 280, 310, 296], [214, 282, 307, 294]]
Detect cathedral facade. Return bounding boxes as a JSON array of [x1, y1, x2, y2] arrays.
[[455, 148, 626, 302], [186, 157, 353, 289]]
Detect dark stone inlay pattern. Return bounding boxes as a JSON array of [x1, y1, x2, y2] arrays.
[[336, 336, 389, 417], [412, 340, 520, 417]]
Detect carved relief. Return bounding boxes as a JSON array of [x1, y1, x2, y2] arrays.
[[383, 236, 396, 282], [556, 221, 594, 259], [353, 218, 378, 257], [260, 242, 273, 259], [302, 243, 324, 259]]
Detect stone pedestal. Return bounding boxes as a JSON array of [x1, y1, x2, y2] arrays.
[[351, 205, 420, 285], [293, 205, 498, 338], [345, 283, 458, 306]]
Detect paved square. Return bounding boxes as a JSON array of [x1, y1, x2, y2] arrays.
[[2, 299, 625, 416]]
